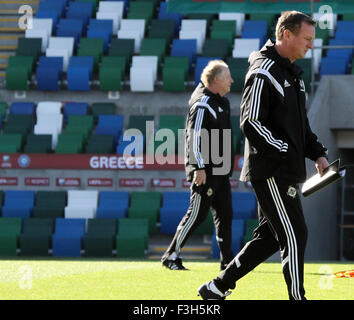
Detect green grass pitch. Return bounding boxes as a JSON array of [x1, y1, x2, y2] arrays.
[[0, 259, 352, 300]]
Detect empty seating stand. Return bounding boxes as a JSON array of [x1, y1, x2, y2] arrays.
[[2, 191, 35, 218], [32, 191, 67, 219]]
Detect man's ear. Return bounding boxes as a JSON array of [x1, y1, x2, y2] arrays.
[[283, 29, 292, 41]]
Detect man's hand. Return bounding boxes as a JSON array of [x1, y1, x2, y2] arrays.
[[316, 157, 330, 177], [193, 169, 206, 186]]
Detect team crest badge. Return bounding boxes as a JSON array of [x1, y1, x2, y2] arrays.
[[207, 188, 213, 197], [287, 186, 297, 199]]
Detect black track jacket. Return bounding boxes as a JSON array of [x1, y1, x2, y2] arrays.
[[185, 82, 235, 182], [240, 40, 327, 183]]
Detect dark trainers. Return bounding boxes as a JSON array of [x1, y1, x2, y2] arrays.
[[162, 258, 187, 270], [197, 281, 231, 300]]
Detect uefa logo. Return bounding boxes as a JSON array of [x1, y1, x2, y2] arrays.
[[18, 154, 31, 168]]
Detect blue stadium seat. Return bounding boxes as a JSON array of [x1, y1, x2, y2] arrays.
[[66, 1, 93, 28], [67, 56, 94, 91], [38, 0, 65, 19], [232, 192, 257, 219], [242, 20, 268, 47], [212, 219, 245, 259], [87, 19, 113, 53], [194, 56, 220, 86], [327, 39, 354, 66], [9, 102, 35, 115], [2, 191, 35, 218], [171, 39, 197, 69], [96, 191, 130, 219], [56, 19, 84, 49], [36, 56, 63, 91], [320, 57, 348, 78], [52, 218, 86, 257], [95, 115, 124, 143], [160, 192, 190, 234], [63, 102, 88, 122]]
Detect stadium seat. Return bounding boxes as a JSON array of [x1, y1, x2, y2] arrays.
[[126, 1, 155, 23], [170, 39, 197, 69], [32, 191, 67, 219], [242, 20, 268, 47], [232, 38, 260, 58], [84, 218, 117, 257], [1, 191, 35, 218], [99, 56, 126, 91], [87, 19, 112, 54], [19, 218, 54, 256], [0, 218, 22, 256], [56, 18, 84, 49], [130, 55, 158, 92], [128, 192, 161, 234], [227, 57, 249, 93], [78, 37, 104, 73], [148, 19, 175, 45], [202, 38, 230, 60], [116, 218, 148, 258], [67, 56, 94, 91], [95, 114, 123, 143], [232, 192, 257, 219], [24, 134, 52, 153], [65, 190, 98, 219], [160, 192, 189, 234], [3, 114, 34, 140], [63, 102, 88, 122], [86, 134, 115, 154], [5, 56, 34, 90], [65, 115, 94, 140], [320, 57, 349, 78], [109, 38, 135, 63], [162, 57, 189, 92], [140, 38, 167, 66], [16, 38, 42, 60], [179, 29, 204, 55], [52, 218, 86, 257], [36, 56, 63, 91], [210, 20, 236, 47], [0, 133, 23, 153], [66, 1, 93, 27], [8, 101, 34, 115], [96, 191, 129, 219]]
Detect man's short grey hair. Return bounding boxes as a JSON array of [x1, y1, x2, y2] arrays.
[[201, 60, 228, 87]]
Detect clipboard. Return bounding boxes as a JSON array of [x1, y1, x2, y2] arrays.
[[301, 159, 346, 197]]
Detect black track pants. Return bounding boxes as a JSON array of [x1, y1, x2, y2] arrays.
[[214, 176, 308, 300], [162, 176, 234, 268]]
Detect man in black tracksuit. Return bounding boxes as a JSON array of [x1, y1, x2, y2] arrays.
[[162, 60, 235, 271], [198, 11, 329, 300]]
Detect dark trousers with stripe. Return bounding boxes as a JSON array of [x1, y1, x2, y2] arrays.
[[161, 176, 234, 269], [214, 176, 308, 300]]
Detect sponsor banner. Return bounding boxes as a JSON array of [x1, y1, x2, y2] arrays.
[[0, 154, 243, 171], [167, 0, 354, 14], [119, 178, 145, 187], [0, 177, 18, 186], [87, 178, 113, 187], [56, 177, 81, 187], [24, 177, 50, 186], [150, 178, 176, 188]]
